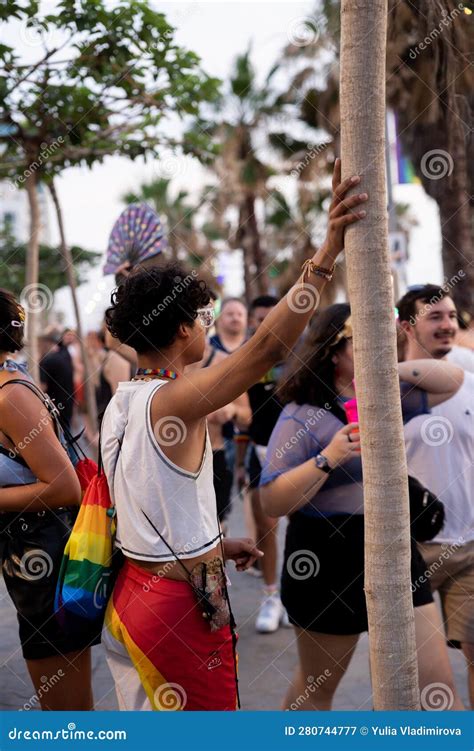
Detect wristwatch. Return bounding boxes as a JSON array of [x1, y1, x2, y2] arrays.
[[314, 453, 332, 474]]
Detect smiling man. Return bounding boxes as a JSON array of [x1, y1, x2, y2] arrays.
[[398, 284, 474, 707]]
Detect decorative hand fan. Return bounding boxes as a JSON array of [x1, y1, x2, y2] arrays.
[[103, 203, 167, 275]]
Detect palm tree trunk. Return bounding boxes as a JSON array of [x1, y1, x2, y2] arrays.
[[24, 172, 41, 383], [395, 120, 473, 315], [244, 194, 268, 296], [48, 181, 98, 436], [340, 0, 420, 710], [237, 202, 257, 305]]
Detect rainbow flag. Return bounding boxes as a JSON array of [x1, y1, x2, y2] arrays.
[[387, 110, 421, 185], [55, 471, 117, 623], [394, 112, 420, 185]]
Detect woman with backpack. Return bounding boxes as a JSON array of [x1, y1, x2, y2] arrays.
[[0, 288, 94, 710]]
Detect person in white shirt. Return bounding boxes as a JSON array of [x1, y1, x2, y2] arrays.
[[448, 344, 474, 373], [398, 284, 474, 708]]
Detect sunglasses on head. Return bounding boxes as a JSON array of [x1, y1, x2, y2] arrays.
[[407, 284, 430, 293]]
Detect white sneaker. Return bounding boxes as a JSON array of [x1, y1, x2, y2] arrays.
[[280, 609, 292, 628], [255, 592, 283, 633]]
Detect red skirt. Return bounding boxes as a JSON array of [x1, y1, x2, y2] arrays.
[[102, 559, 238, 711]]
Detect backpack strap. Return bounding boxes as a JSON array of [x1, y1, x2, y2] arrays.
[[0, 377, 62, 435], [0, 443, 29, 468]]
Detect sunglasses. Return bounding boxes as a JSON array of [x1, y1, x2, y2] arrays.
[[406, 284, 430, 293], [196, 307, 216, 329]]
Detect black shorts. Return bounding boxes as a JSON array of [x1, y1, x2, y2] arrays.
[[281, 511, 434, 635], [1, 507, 100, 660], [213, 449, 233, 522], [246, 445, 263, 490]]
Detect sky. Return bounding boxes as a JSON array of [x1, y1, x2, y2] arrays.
[[3, 1, 443, 328]]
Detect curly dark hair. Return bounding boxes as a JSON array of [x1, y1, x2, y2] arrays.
[[278, 303, 351, 413], [105, 263, 211, 353], [0, 288, 25, 353]]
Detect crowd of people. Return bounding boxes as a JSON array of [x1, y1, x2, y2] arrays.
[[0, 161, 472, 711]]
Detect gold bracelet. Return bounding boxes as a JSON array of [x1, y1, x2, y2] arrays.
[[301, 259, 335, 283]]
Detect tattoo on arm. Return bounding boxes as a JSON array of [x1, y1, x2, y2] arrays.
[[412, 370, 420, 377]]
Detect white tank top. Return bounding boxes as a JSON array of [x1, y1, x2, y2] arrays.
[[100, 379, 221, 562]]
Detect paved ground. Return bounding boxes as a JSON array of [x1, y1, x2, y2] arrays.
[[0, 493, 468, 711]]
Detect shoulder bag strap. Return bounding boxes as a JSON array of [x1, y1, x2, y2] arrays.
[[0, 378, 89, 462]]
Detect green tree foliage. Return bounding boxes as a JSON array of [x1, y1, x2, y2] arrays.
[[0, 226, 100, 297], [0, 0, 221, 182]]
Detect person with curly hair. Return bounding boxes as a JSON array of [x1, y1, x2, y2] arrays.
[[99, 160, 369, 711], [0, 289, 93, 710]]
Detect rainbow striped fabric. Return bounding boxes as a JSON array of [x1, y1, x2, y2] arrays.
[[55, 470, 116, 624]]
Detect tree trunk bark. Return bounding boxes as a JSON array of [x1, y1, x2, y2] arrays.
[[395, 120, 473, 316], [340, 0, 420, 710], [237, 201, 257, 305], [24, 172, 41, 383], [48, 181, 98, 436], [244, 194, 268, 296]]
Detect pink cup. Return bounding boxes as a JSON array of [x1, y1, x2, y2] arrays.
[[343, 398, 360, 445], [343, 398, 358, 424]]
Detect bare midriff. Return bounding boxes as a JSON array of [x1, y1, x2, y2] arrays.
[[125, 542, 222, 581]]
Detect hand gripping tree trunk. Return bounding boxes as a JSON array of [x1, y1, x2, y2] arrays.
[[340, 0, 420, 709], [49, 181, 98, 437], [24, 172, 41, 383]]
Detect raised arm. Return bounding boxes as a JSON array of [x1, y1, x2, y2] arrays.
[[398, 359, 464, 407], [155, 162, 368, 424], [0, 384, 81, 512]]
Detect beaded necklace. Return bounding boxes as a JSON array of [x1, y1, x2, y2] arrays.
[[132, 367, 178, 382]]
